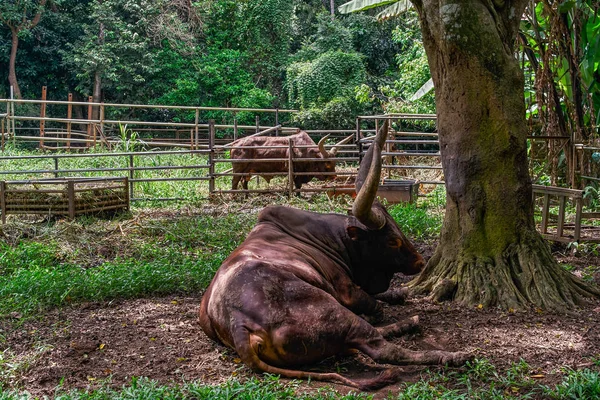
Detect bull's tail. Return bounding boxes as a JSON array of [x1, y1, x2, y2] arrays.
[[231, 325, 402, 391]]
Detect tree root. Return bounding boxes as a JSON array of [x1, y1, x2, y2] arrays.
[[410, 233, 600, 311]]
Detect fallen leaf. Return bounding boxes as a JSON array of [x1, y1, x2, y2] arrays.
[[477, 304, 483, 309], [99, 343, 105, 350], [530, 374, 545, 379], [171, 300, 178, 305], [87, 376, 96, 382], [233, 358, 242, 364], [177, 357, 187, 362]]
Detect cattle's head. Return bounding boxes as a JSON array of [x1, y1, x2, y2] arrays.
[[348, 121, 425, 294], [313, 135, 354, 181]]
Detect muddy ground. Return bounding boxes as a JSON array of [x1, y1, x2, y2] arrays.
[[2, 245, 600, 399]]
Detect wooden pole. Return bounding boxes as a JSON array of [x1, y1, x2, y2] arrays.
[[275, 108, 279, 137], [40, 86, 47, 149], [255, 115, 260, 133], [129, 154, 135, 199], [557, 195, 566, 238], [209, 119, 215, 194], [87, 96, 94, 147], [67, 180, 75, 220], [0, 181, 6, 224], [194, 108, 200, 152], [67, 93, 72, 150], [288, 139, 294, 198], [356, 117, 363, 163], [99, 103, 105, 148], [124, 177, 130, 211], [574, 196, 582, 242], [1, 117, 5, 151], [233, 116, 238, 141]]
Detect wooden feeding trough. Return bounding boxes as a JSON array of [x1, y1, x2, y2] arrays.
[[377, 179, 420, 204], [0, 177, 129, 223], [325, 179, 420, 204]]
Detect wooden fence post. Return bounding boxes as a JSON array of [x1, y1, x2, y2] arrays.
[[233, 116, 238, 141], [67, 93, 73, 150], [255, 115, 259, 133], [67, 180, 75, 220], [40, 86, 47, 149], [87, 96, 94, 147], [54, 157, 59, 178], [275, 108, 279, 137], [129, 154, 135, 200], [288, 139, 294, 198], [574, 196, 582, 242], [356, 117, 363, 163], [124, 177, 131, 212], [100, 103, 105, 148], [1, 181, 6, 224], [194, 108, 200, 151], [540, 193, 549, 235], [209, 119, 215, 194]]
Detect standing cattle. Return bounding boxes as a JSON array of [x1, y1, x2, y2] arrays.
[[230, 132, 352, 191], [200, 122, 469, 390]]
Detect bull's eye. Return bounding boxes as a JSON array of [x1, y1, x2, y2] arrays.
[[388, 238, 403, 248]]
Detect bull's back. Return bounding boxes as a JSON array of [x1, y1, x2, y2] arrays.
[[199, 224, 333, 346]]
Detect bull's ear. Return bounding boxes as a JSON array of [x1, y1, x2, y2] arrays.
[[347, 226, 368, 241]]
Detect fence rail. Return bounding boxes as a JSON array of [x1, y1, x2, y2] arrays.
[[1, 100, 444, 199]]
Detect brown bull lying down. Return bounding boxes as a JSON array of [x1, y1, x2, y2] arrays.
[[230, 131, 352, 191], [200, 122, 469, 390]]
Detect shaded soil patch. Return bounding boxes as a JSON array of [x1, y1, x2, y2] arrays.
[[2, 260, 600, 398]]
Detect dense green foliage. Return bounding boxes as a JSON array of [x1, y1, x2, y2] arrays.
[[0, 0, 430, 128]]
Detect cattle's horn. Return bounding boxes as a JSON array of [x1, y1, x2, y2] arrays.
[[352, 121, 388, 230], [318, 134, 331, 158], [328, 134, 354, 157]]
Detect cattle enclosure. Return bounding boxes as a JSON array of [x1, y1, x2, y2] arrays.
[[0, 96, 442, 201], [2, 95, 600, 242]]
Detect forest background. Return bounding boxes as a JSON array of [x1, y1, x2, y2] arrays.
[[0, 0, 432, 130]]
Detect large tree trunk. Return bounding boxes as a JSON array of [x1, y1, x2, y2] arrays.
[[8, 27, 22, 100], [410, 0, 599, 310]]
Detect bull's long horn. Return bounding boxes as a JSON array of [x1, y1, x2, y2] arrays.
[[318, 134, 331, 158], [328, 134, 354, 157], [352, 121, 388, 230]]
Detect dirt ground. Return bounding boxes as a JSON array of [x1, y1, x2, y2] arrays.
[[2, 244, 600, 398]]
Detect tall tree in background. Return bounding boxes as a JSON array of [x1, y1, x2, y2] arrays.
[[0, 0, 48, 99], [408, 0, 599, 310]]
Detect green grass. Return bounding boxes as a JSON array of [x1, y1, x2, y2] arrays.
[[1, 363, 599, 399], [387, 202, 443, 241], [543, 368, 600, 399], [0, 210, 256, 317]]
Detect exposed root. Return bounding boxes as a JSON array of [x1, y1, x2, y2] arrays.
[[411, 234, 600, 311]]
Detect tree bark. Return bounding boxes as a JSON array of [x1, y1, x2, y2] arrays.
[[8, 27, 22, 99], [410, 0, 599, 310]]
